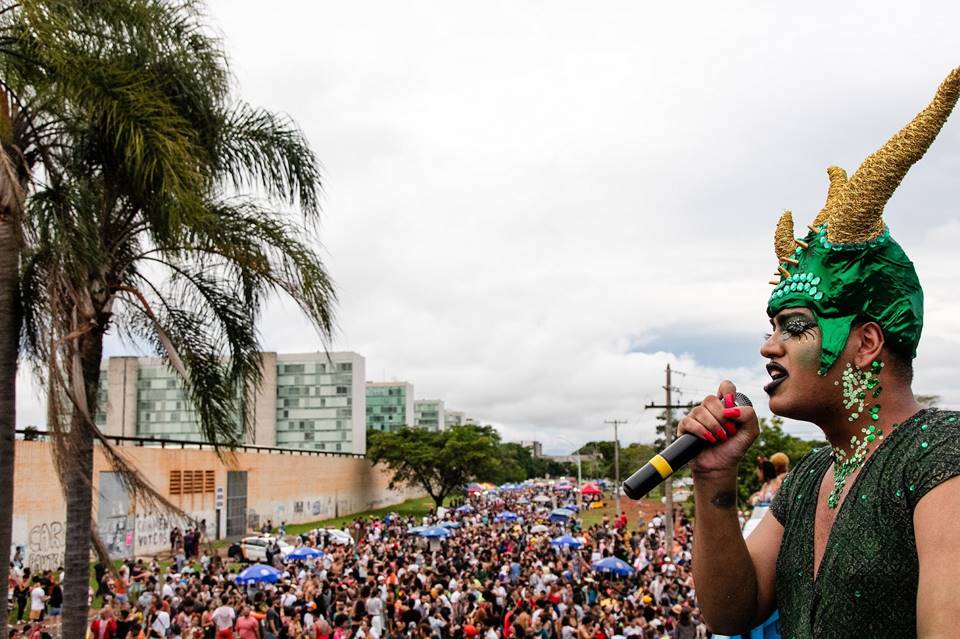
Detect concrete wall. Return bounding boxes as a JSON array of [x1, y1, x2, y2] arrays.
[[247, 351, 278, 446], [103, 357, 139, 438], [11, 440, 422, 569]]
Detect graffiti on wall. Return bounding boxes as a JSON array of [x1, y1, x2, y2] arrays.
[[135, 511, 180, 551], [98, 471, 134, 559], [28, 521, 64, 571], [309, 496, 337, 520]]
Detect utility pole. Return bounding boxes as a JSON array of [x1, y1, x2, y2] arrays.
[[664, 365, 674, 541], [605, 419, 628, 516], [554, 435, 583, 511], [642, 365, 693, 545]]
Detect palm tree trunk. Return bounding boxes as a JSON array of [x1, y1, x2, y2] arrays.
[[60, 326, 104, 639], [0, 212, 20, 636]]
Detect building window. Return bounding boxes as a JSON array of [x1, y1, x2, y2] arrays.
[[336, 386, 347, 395]]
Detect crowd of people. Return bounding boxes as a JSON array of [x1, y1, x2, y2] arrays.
[[8, 476, 788, 639]]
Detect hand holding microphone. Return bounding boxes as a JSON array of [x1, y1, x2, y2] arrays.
[[622, 381, 761, 500]]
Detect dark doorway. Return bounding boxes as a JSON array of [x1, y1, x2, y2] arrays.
[[226, 471, 248, 537]]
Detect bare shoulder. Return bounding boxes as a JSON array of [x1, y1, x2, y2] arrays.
[[915, 474, 960, 636]]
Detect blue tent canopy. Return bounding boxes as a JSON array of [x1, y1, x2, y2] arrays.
[[550, 535, 583, 548], [286, 546, 323, 561], [590, 556, 635, 577], [495, 511, 519, 522], [236, 563, 283, 585], [418, 526, 452, 539]]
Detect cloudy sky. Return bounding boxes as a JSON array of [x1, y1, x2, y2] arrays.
[[16, 1, 960, 453]]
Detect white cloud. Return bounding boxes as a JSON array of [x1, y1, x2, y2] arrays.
[[16, 1, 960, 453]]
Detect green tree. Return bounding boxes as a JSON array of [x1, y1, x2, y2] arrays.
[[14, 3, 332, 635], [737, 417, 827, 504], [544, 459, 576, 478], [914, 394, 939, 408], [578, 441, 614, 478], [367, 425, 508, 508], [494, 442, 548, 483], [618, 441, 658, 479], [0, 1, 174, 628]]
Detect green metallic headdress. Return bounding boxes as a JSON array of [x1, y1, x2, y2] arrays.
[[767, 67, 960, 374]]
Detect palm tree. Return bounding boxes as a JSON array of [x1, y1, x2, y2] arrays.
[[12, 3, 334, 636], [0, 88, 32, 636], [0, 2, 109, 628]]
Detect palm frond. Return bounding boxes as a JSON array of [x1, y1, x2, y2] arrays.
[[214, 103, 323, 217]]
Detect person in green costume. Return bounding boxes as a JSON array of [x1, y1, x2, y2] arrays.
[[679, 67, 960, 639]]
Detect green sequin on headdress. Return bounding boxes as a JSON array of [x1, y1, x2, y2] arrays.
[[767, 67, 960, 374]]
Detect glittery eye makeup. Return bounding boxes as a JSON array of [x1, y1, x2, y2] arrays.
[[781, 316, 818, 337], [765, 313, 819, 342]]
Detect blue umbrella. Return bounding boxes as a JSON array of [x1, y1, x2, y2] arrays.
[[550, 535, 583, 548], [438, 521, 461, 529], [456, 504, 475, 513], [495, 511, 518, 522], [236, 563, 283, 584], [562, 503, 580, 512], [418, 526, 452, 539], [550, 508, 576, 518], [406, 525, 429, 535], [286, 546, 323, 561], [591, 556, 635, 577]]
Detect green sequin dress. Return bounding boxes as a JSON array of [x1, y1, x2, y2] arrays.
[[770, 408, 960, 638]]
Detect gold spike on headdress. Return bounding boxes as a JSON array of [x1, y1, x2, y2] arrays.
[[826, 67, 960, 243], [810, 166, 848, 229], [774, 211, 795, 263]]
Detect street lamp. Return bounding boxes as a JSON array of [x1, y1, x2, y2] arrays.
[[551, 434, 583, 512]]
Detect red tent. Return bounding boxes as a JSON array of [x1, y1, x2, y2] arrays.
[[580, 484, 602, 495]]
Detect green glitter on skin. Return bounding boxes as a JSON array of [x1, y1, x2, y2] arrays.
[[828, 360, 884, 508]]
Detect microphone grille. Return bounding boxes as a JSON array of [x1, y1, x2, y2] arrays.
[[734, 392, 753, 407]]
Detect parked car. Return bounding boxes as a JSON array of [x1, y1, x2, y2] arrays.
[[236, 535, 293, 562], [310, 528, 355, 546]]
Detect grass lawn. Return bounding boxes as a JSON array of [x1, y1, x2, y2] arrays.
[[282, 495, 438, 536], [577, 493, 676, 531]]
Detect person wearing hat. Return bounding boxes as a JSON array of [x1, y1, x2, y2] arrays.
[[680, 68, 960, 638]]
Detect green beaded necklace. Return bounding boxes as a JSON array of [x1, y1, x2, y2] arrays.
[[828, 360, 884, 508]]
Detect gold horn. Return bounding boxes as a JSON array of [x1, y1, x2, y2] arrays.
[[810, 166, 848, 229], [827, 67, 960, 244], [774, 211, 795, 262]]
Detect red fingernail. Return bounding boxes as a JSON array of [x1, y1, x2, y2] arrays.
[[703, 432, 716, 443], [724, 421, 737, 435], [715, 428, 727, 442], [724, 393, 735, 408], [722, 407, 741, 419]]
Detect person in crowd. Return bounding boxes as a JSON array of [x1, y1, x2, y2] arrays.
[[747, 460, 778, 506], [78, 479, 717, 639], [91, 607, 118, 639]]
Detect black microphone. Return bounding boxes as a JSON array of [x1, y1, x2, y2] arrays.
[[621, 392, 752, 500]]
